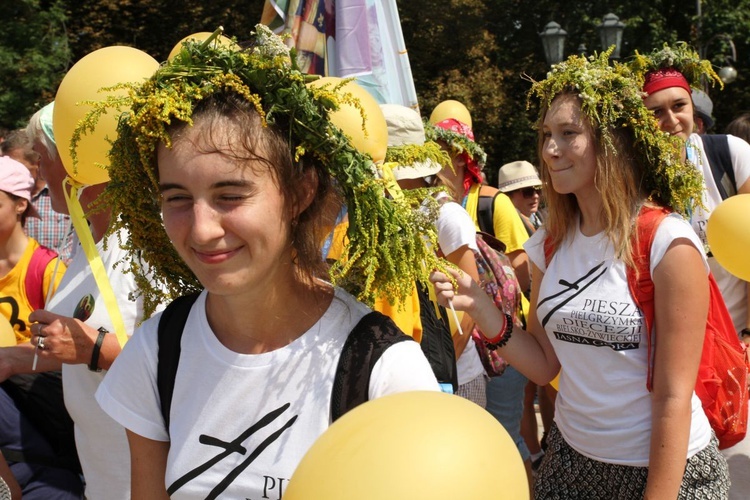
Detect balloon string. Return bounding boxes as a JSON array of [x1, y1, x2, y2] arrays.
[[63, 178, 129, 348]]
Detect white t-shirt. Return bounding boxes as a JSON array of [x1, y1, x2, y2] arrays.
[[525, 214, 712, 466], [51, 230, 148, 499], [687, 133, 750, 333], [96, 287, 438, 499], [435, 197, 485, 385]]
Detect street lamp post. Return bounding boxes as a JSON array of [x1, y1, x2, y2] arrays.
[[540, 14, 625, 66], [540, 21, 567, 66], [598, 13, 626, 58], [700, 34, 739, 85]]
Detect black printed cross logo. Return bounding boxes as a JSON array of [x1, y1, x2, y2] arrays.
[[168, 402, 298, 499]]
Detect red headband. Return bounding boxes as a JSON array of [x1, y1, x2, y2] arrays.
[[643, 68, 691, 96], [434, 119, 482, 193], [435, 118, 475, 141]]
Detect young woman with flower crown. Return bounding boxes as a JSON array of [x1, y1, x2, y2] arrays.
[[431, 51, 730, 498], [633, 44, 750, 345], [633, 42, 750, 500], [92, 28, 441, 498]]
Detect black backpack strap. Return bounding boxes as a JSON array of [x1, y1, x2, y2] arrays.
[[330, 311, 412, 422], [416, 282, 458, 393], [476, 192, 501, 236], [702, 134, 737, 200], [157, 292, 201, 431]]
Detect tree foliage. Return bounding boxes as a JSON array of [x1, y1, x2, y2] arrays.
[[401, 0, 750, 185], [0, 0, 70, 129]]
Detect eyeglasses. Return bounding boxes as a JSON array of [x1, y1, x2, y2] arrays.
[[511, 186, 541, 198]]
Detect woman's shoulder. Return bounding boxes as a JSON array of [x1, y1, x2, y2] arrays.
[[328, 286, 372, 325], [651, 212, 708, 272]]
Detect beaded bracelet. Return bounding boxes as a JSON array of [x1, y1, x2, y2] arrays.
[[484, 313, 514, 351]]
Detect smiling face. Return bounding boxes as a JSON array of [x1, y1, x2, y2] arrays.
[[541, 94, 598, 200], [643, 86, 694, 141], [158, 117, 297, 297]]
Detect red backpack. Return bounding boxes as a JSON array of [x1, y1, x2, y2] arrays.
[[546, 206, 749, 449], [25, 246, 58, 311]]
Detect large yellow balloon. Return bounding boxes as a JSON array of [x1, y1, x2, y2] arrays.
[[0, 317, 15, 347], [285, 391, 529, 500], [307, 77, 388, 163], [429, 99, 472, 128], [54, 46, 159, 186], [707, 194, 750, 282], [167, 32, 237, 61]]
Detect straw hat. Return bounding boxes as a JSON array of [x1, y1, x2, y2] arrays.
[[497, 161, 542, 192], [381, 104, 443, 181]]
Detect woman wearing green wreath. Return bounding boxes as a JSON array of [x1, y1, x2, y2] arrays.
[[431, 50, 729, 498], [635, 41, 750, 500], [93, 27, 440, 497]]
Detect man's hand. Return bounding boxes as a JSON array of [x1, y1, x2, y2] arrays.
[[28, 309, 98, 366]]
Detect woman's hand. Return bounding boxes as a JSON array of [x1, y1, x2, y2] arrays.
[[429, 267, 485, 314], [28, 309, 98, 366]]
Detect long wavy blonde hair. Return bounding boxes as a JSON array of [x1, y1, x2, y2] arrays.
[[538, 90, 649, 266]]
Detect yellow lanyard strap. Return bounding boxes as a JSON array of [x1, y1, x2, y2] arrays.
[[379, 162, 404, 202], [63, 178, 129, 347]]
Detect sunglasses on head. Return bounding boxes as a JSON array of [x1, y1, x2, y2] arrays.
[[511, 186, 541, 198]]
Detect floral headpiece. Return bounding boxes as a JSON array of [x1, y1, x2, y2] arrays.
[[82, 25, 444, 314], [629, 42, 723, 91], [424, 118, 487, 170], [527, 48, 704, 215], [383, 141, 452, 175]]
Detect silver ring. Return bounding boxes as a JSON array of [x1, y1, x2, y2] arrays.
[[38, 336, 45, 350]]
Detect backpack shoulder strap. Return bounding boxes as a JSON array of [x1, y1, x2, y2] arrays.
[[330, 311, 412, 422], [157, 292, 201, 430], [476, 192, 500, 236], [25, 245, 58, 311], [626, 206, 671, 392], [416, 282, 458, 393], [701, 134, 737, 200]]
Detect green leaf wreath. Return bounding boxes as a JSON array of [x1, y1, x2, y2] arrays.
[[78, 25, 446, 316], [629, 42, 723, 90], [423, 122, 487, 169], [527, 48, 704, 217]]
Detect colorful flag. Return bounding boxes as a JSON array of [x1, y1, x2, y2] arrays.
[[261, 0, 419, 110]]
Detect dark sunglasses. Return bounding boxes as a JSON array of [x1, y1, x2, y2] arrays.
[[511, 186, 541, 198]]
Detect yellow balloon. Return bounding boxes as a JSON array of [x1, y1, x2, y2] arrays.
[[167, 32, 237, 61], [707, 194, 750, 282], [285, 391, 529, 500], [429, 99, 472, 128], [307, 77, 388, 163], [0, 317, 15, 347], [54, 46, 159, 186]]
